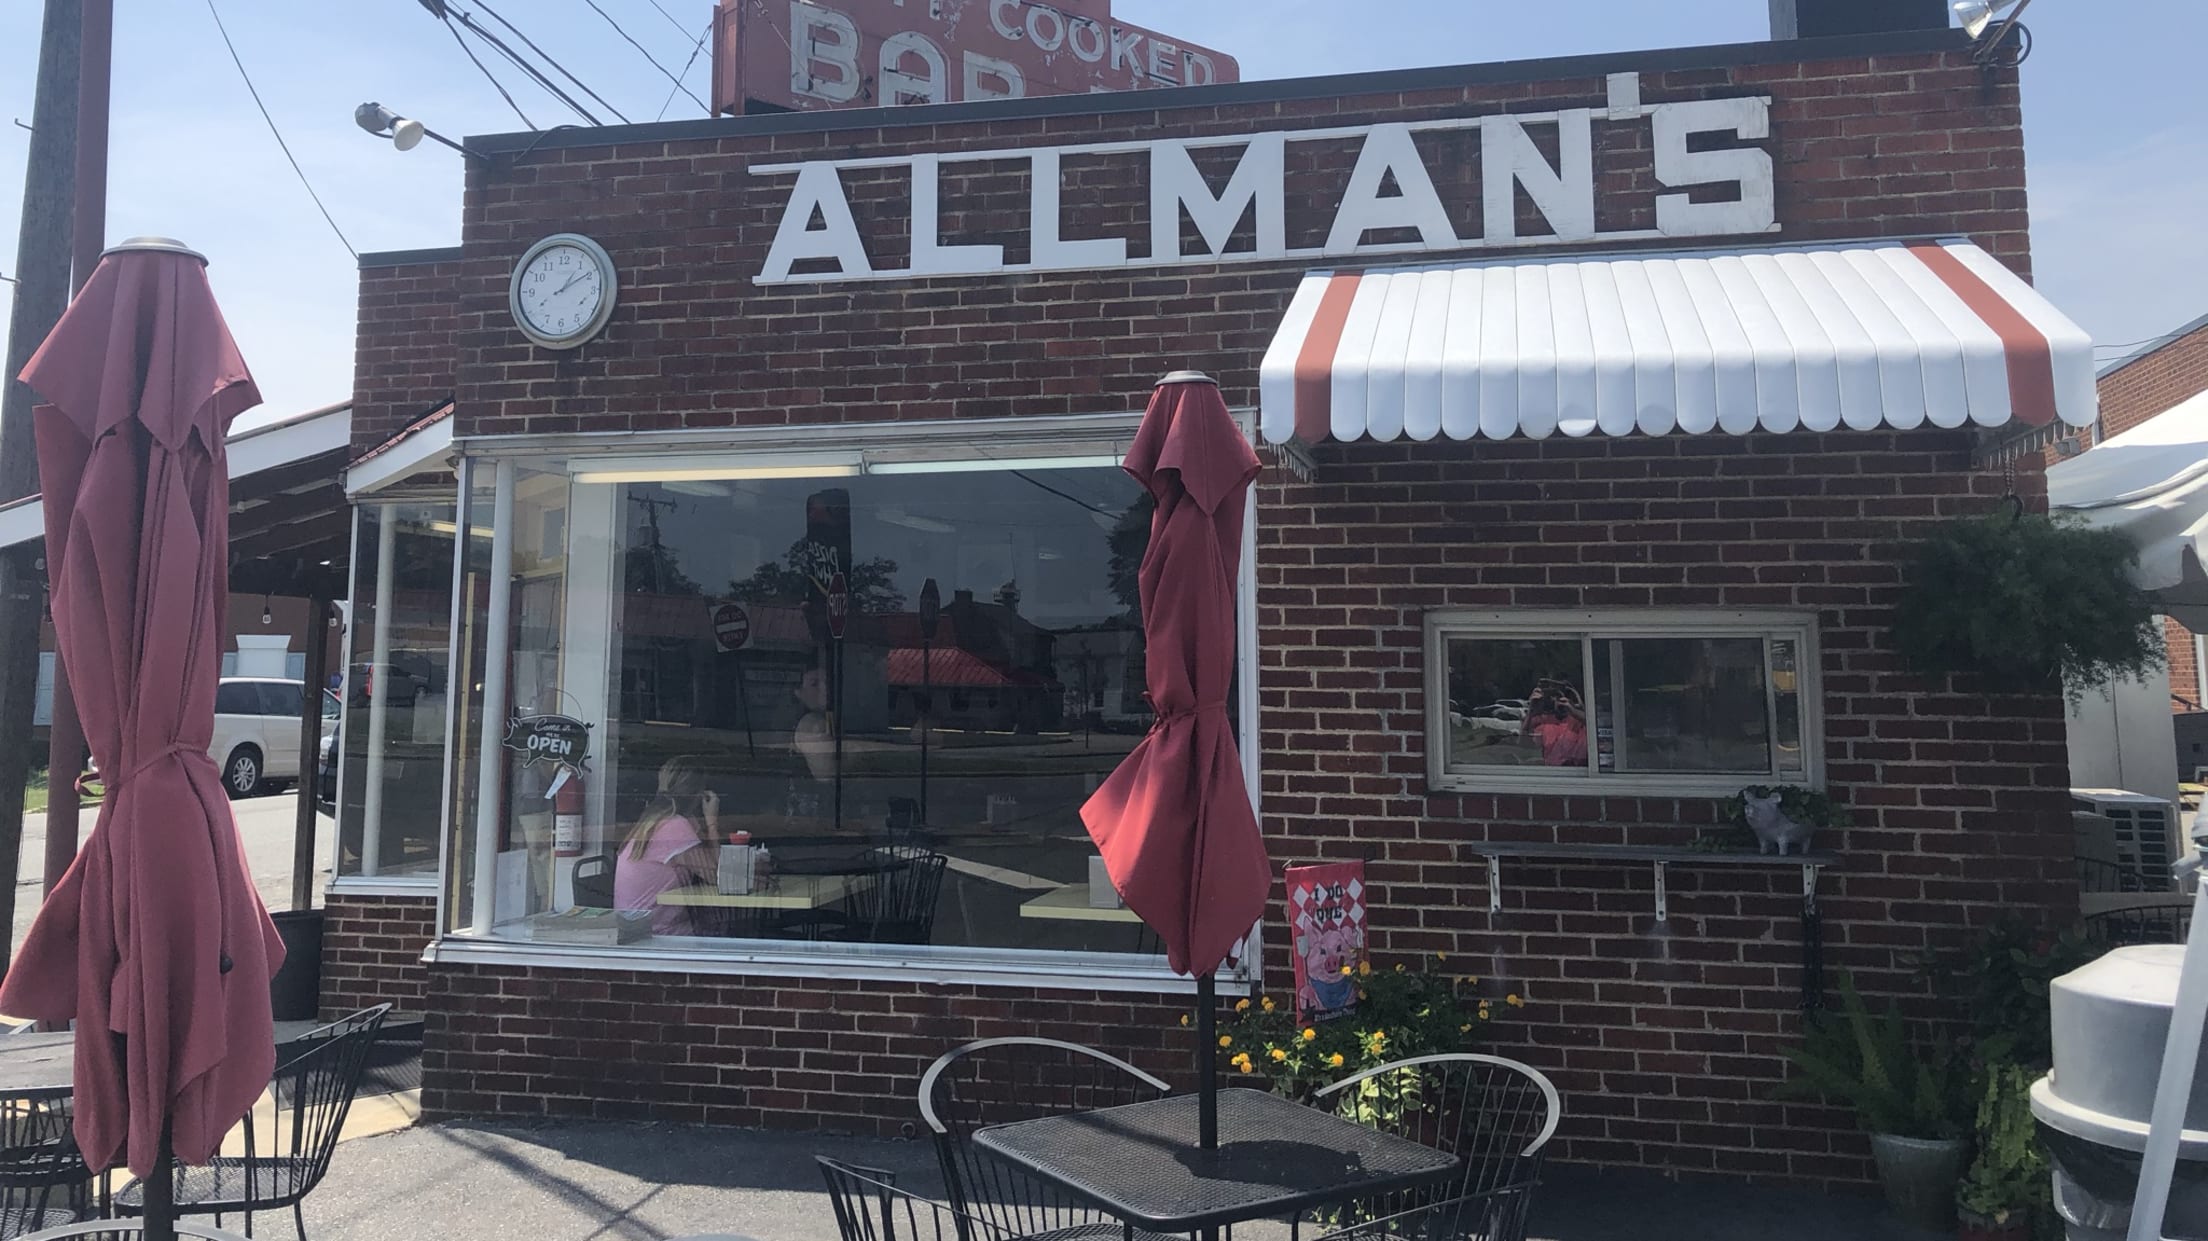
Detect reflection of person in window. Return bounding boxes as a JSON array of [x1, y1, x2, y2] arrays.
[[1523, 680, 1588, 767], [614, 756, 720, 935], [792, 665, 838, 782]]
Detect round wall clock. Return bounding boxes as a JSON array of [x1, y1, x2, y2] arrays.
[[509, 233, 618, 350]]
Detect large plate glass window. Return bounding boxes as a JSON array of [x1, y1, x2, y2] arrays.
[[334, 500, 461, 881], [1426, 610, 1817, 795], [439, 433, 1235, 980]]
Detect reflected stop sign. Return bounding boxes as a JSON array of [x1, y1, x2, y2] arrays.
[[826, 573, 849, 638]]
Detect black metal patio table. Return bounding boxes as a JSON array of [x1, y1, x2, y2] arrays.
[[971, 1087, 1461, 1236]]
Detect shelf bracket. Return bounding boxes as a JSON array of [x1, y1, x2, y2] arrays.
[[1653, 860, 1668, 923], [1487, 855, 1502, 915]]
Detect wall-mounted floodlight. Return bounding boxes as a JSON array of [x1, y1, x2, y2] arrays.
[[1952, 0, 2033, 61], [353, 102, 473, 158]]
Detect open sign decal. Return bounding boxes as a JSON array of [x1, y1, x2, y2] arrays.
[[501, 713, 593, 774]]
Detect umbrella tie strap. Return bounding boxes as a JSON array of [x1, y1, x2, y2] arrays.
[[84, 742, 198, 795], [1149, 702, 1229, 732]]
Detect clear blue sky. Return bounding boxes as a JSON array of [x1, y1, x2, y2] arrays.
[[1, 2, 2202, 426]]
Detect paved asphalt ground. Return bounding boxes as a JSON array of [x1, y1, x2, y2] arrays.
[[297, 1120, 1943, 1241], [10, 790, 325, 955]]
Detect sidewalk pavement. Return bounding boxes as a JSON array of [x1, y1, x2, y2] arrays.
[[297, 1119, 1945, 1241]]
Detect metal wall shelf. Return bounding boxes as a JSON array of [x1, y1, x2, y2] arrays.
[[1466, 842, 1835, 1009]]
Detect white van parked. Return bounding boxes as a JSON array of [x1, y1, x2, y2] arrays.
[[212, 678, 340, 798]]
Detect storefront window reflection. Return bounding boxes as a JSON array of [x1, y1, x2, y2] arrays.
[[447, 454, 1175, 962], [335, 501, 459, 880]]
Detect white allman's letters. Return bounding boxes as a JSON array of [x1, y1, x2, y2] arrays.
[[754, 75, 1776, 285]]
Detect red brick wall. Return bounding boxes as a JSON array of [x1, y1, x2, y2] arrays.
[[1258, 430, 2072, 1184], [402, 428, 2075, 1188], [420, 965, 1197, 1130], [352, 251, 464, 457], [319, 894, 436, 1020], [339, 40, 2079, 1191], [414, 46, 2028, 440], [2099, 318, 2208, 441], [2094, 320, 2208, 711]]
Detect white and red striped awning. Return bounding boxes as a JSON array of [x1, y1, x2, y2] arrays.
[[1257, 239, 2096, 444]]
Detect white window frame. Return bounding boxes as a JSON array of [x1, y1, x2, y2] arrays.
[[1423, 608, 1822, 798], [428, 413, 1264, 994], [328, 491, 467, 898]]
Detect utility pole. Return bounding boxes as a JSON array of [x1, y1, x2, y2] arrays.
[[0, 0, 83, 964], [44, 0, 110, 897]]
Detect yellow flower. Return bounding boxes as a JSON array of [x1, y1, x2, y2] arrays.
[[1478, 1005, 1491, 1021], [1506, 993, 1525, 1008], [1436, 952, 1448, 962], [1328, 1052, 1346, 1068], [1261, 997, 1276, 1013], [1270, 1048, 1288, 1063], [1358, 961, 1373, 977], [1340, 964, 1353, 976], [1180, 1015, 1190, 1027], [1370, 1029, 1387, 1045], [1459, 1024, 1472, 1034], [1467, 975, 1480, 986], [1356, 990, 1367, 1001], [1394, 964, 1406, 973], [1237, 1060, 1254, 1074], [1218, 1035, 1233, 1048], [1302, 1028, 1317, 1042], [1235, 998, 1251, 1012]]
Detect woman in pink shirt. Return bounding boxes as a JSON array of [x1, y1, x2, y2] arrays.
[[615, 756, 721, 936]]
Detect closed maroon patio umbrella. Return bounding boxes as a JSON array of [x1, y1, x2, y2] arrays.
[[1, 238, 284, 1233], [1081, 370, 1270, 1148]]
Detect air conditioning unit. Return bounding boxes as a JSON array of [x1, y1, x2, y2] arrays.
[[2071, 789, 2184, 894]]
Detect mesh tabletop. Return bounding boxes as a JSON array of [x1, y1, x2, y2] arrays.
[[971, 1088, 1461, 1231]]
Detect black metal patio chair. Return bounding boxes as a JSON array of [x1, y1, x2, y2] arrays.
[[1313, 1054, 1560, 1241], [1307, 1186, 1536, 1241], [115, 1004, 391, 1240], [819, 1158, 1011, 1241], [781, 847, 949, 945], [0, 1094, 93, 1239], [918, 1037, 1178, 1241]]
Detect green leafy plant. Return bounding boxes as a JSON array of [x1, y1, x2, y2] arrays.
[[1890, 512, 2163, 703], [1912, 919, 2103, 1069], [1214, 955, 1507, 1108], [1956, 1062, 2049, 1229], [1778, 974, 1967, 1140]]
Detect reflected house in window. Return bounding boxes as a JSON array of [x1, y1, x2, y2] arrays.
[[882, 588, 1064, 734]]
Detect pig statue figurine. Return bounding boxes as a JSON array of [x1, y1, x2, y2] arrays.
[[1742, 790, 1816, 857]]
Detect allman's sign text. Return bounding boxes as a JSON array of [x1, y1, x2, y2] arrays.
[[752, 74, 1777, 285]]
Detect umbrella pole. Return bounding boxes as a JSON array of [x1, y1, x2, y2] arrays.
[[1195, 970, 1216, 1151], [145, 1117, 176, 1241]]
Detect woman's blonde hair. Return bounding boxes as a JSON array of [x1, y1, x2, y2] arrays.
[[624, 755, 712, 860]]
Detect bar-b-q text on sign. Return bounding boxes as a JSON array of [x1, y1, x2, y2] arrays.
[[714, 0, 1239, 115]]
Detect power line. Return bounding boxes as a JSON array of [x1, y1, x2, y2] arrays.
[[657, 19, 713, 121], [439, 15, 536, 129], [449, 9, 603, 126], [637, 0, 693, 41], [203, 0, 357, 259], [582, 0, 710, 113], [471, 0, 631, 124]]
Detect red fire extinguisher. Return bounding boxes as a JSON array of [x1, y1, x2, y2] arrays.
[[553, 771, 584, 859]]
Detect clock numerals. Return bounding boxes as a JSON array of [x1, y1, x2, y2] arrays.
[[513, 237, 614, 348]]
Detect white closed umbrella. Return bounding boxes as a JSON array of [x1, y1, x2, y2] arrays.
[[2049, 388, 2208, 629]]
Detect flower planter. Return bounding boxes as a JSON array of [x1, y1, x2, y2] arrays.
[[1870, 1132, 1968, 1233], [1956, 1213, 2029, 1241]]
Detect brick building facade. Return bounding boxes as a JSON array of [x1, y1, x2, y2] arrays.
[[332, 28, 2086, 1190], [2094, 314, 2208, 715]]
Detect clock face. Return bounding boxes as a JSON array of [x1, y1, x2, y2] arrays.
[[510, 235, 616, 349]]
